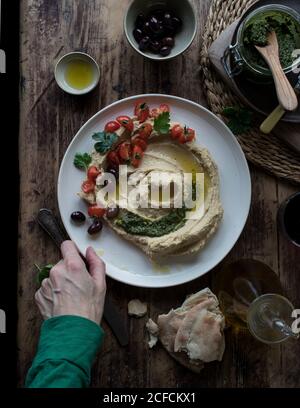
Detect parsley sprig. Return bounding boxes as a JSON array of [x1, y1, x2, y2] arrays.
[[34, 264, 54, 286], [92, 131, 118, 154], [73, 153, 92, 170], [223, 106, 253, 135], [154, 112, 170, 134]]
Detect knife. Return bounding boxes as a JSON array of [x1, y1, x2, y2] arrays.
[[260, 75, 300, 134], [36, 208, 129, 347]]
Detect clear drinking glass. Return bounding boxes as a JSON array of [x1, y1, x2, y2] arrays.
[[247, 294, 298, 344], [214, 260, 299, 344]]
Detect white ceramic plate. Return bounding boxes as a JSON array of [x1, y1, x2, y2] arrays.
[[58, 94, 251, 288]]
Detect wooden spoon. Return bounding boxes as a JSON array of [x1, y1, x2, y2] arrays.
[[255, 31, 298, 112]]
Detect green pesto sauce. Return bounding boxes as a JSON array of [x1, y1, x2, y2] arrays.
[[243, 11, 300, 68], [115, 208, 187, 237], [115, 183, 200, 238]]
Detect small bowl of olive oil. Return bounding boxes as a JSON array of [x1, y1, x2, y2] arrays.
[[55, 52, 100, 95]]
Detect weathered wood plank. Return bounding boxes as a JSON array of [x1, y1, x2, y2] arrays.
[[277, 183, 300, 388]]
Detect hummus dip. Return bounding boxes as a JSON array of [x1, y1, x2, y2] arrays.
[[78, 106, 223, 259]]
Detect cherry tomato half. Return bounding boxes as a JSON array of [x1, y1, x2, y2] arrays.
[[131, 145, 144, 168], [107, 151, 121, 167], [134, 102, 150, 123], [178, 127, 196, 144], [131, 136, 148, 151], [104, 121, 121, 133], [159, 103, 170, 113], [88, 205, 106, 218], [118, 142, 132, 162], [87, 166, 101, 181], [171, 124, 183, 140], [138, 123, 153, 140], [185, 127, 195, 143], [81, 180, 95, 194], [150, 108, 161, 118], [116, 116, 134, 132]]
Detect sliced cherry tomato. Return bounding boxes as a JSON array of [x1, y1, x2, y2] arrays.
[[138, 123, 153, 140], [88, 205, 106, 218], [178, 133, 187, 144], [118, 142, 132, 162], [81, 180, 95, 194], [171, 124, 183, 140], [132, 146, 144, 168], [131, 136, 148, 151], [116, 115, 134, 132], [104, 120, 121, 133], [159, 103, 170, 113], [178, 127, 196, 144], [185, 127, 195, 142], [107, 151, 121, 167], [150, 108, 161, 118], [134, 102, 150, 123], [87, 166, 101, 181]]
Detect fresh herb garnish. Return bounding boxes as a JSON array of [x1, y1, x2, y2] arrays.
[[92, 131, 118, 154], [154, 112, 171, 134], [73, 153, 92, 170], [223, 106, 253, 135], [34, 264, 54, 286]]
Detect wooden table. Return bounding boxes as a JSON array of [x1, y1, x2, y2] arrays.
[[18, 0, 300, 388]]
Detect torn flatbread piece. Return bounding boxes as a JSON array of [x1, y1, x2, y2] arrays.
[[146, 318, 159, 349], [146, 288, 225, 372], [128, 299, 148, 317]]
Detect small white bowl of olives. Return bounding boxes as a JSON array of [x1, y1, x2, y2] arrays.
[[124, 0, 197, 61]]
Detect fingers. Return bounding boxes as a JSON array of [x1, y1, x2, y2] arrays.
[[35, 288, 53, 320], [40, 278, 54, 302], [61, 240, 85, 271], [86, 247, 106, 290], [49, 260, 65, 285]]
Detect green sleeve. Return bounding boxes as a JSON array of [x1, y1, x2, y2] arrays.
[[25, 315, 104, 388]]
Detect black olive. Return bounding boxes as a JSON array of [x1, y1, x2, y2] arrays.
[[172, 16, 182, 32], [143, 21, 153, 36], [160, 46, 172, 57], [133, 28, 143, 43], [106, 206, 120, 219], [152, 24, 165, 39], [163, 12, 173, 27], [162, 37, 175, 47], [139, 36, 150, 51], [149, 15, 160, 32], [152, 9, 165, 21], [135, 13, 145, 28], [71, 211, 86, 223], [149, 40, 161, 53], [164, 26, 176, 37], [88, 219, 103, 235]]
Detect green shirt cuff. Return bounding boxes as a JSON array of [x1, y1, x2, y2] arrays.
[[25, 315, 104, 388]]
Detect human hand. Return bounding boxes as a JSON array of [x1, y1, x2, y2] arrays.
[[35, 241, 106, 325], [35, 278, 53, 320]]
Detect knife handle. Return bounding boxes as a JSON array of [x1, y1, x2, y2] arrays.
[[37, 209, 91, 270], [37, 209, 68, 248]]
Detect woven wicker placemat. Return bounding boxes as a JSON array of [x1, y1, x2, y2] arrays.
[[200, 0, 300, 185]]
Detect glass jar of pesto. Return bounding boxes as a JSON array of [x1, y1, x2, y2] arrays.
[[222, 4, 300, 83]]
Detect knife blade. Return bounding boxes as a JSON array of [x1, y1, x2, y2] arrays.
[[36, 208, 129, 347]]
